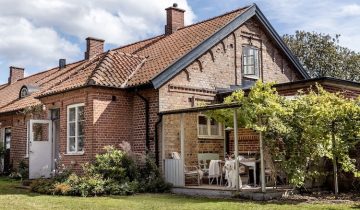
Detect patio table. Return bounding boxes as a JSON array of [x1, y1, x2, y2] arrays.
[[239, 159, 257, 187]]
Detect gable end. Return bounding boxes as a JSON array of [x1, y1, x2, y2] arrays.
[[151, 4, 310, 89]]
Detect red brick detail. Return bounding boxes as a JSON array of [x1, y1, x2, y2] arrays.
[[85, 37, 104, 60], [8, 66, 24, 84], [165, 5, 185, 35]]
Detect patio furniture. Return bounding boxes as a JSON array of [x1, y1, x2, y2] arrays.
[[239, 158, 257, 187], [198, 153, 220, 173], [208, 160, 222, 185], [171, 152, 203, 186]]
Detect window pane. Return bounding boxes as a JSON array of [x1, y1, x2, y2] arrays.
[[78, 121, 84, 136], [78, 137, 84, 152], [69, 108, 76, 121], [210, 119, 220, 136], [199, 125, 208, 136], [199, 116, 207, 125], [33, 123, 48, 141], [69, 137, 76, 152], [69, 122, 75, 136], [78, 106, 85, 121]]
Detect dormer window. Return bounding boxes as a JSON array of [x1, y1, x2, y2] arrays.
[[19, 85, 39, 98], [19, 87, 28, 98], [242, 45, 260, 78]]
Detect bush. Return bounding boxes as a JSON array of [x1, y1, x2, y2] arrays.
[[31, 142, 171, 197], [30, 179, 55, 194], [85, 145, 138, 182], [138, 154, 172, 193]]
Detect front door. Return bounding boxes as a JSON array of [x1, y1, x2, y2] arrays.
[[29, 120, 52, 179]]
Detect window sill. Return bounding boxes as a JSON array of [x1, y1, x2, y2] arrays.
[[198, 135, 224, 140], [243, 75, 259, 80], [64, 152, 85, 156]]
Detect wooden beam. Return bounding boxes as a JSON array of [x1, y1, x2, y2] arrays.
[[233, 109, 240, 191]]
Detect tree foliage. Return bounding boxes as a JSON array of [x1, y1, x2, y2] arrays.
[[283, 31, 360, 82], [207, 81, 360, 188]]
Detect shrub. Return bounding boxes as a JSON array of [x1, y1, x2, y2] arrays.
[[18, 160, 29, 179], [53, 183, 72, 195], [138, 154, 172, 193], [30, 179, 55, 194], [31, 142, 171, 197], [85, 145, 138, 182]]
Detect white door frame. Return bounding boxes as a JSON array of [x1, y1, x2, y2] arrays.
[[29, 119, 53, 179]]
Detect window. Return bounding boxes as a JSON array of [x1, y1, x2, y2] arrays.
[[197, 115, 223, 138], [67, 103, 85, 154], [4, 128, 11, 150], [19, 87, 28, 98], [242, 46, 260, 77]]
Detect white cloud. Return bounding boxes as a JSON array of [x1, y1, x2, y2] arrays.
[[0, 0, 195, 83], [340, 4, 360, 16], [0, 16, 80, 77], [248, 0, 360, 52]]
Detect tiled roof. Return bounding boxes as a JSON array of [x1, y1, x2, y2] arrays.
[[121, 8, 248, 86], [0, 6, 250, 113]]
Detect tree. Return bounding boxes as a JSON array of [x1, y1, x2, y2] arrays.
[[298, 86, 360, 196], [207, 82, 360, 194], [283, 31, 360, 82]]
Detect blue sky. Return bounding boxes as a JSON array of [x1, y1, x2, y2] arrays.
[[0, 0, 360, 84]]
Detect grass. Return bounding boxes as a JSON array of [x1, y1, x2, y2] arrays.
[[0, 178, 359, 210]]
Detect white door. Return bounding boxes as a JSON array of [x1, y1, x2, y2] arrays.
[[29, 120, 52, 179]]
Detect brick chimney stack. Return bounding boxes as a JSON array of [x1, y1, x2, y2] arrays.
[[165, 3, 185, 35], [85, 37, 105, 60], [8, 66, 24, 84]]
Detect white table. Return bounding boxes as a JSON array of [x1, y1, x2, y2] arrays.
[[239, 159, 257, 186]]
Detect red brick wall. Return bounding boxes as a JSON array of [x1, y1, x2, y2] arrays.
[[229, 128, 259, 155], [159, 18, 303, 112]]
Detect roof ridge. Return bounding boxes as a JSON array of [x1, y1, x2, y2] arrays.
[[111, 34, 164, 52], [35, 60, 86, 87], [15, 59, 85, 84], [177, 5, 251, 31], [121, 57, 147, 88]]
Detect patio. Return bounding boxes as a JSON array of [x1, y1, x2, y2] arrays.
[[161, 104, 288, 198]]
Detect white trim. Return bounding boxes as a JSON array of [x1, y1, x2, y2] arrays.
[[25, 121, 29, 158], [66, 103, 85, 154], [197, 114, 223, 139]]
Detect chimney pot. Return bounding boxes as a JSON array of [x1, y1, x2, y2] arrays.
[[165, 4, 185, 35], [59, 59, 66, 69], [8, 66, 24, 84], [85, 37, 105, 60]]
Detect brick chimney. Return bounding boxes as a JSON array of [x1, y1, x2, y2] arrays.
[[84, 37, 105, 59], [8, 66, 24, 84], [165, 3, 185, 35]]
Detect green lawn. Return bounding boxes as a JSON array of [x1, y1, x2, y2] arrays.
[[0, 178, 358, 210]]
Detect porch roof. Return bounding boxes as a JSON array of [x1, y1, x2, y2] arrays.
[[159, 102, 241, 115]]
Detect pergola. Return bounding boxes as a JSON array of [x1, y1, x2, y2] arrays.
[[160, 103, 267, 192]]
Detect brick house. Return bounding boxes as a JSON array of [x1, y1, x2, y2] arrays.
[[0, 3, 359, 182]]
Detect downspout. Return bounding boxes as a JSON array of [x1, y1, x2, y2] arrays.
[[154, 114, 163, 167], [135, 91, 150, 153]]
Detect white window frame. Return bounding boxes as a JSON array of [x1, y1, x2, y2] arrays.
[[67, 103, 85, 154], [197, 114, 223, 139], [242, 45, 260, 79]]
